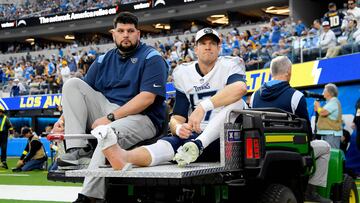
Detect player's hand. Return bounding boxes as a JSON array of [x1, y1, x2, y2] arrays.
[[92, 116, 111, 129], [176, 123, 193, 139], [52, 119, 64, 134], [188, 106, 205, 133]]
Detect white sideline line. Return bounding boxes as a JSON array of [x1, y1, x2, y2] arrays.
[[0, 174, 29, 176], [0, 185, 82, 202]]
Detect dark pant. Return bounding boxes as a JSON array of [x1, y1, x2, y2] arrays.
[[21, 159, 46, 171], [162, 133, 220, 162], [0, 133, 8, 162]]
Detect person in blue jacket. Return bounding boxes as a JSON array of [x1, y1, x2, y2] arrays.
[[250, 56, 331, 203]]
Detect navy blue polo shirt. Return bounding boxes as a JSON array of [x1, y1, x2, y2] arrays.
[[84, 43, 168, 132]]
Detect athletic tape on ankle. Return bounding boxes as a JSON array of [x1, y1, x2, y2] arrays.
[[200, 99, 214, 112], [175, 124, 182, 136]]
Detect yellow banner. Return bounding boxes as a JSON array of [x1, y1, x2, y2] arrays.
[[246, 61, 318, 92]]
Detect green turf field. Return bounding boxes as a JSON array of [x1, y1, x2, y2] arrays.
[[0, 157, 81, 186], [0, 200, 67, 203], [356, 179, 360, 198]]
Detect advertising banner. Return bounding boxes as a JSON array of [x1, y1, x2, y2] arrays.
[[0, 6, 118, 30], [246, 53, 360, 92]]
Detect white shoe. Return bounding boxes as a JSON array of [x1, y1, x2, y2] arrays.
[[173, 142, 200, 167]]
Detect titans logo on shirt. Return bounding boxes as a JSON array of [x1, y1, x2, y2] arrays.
[[172, 56, 246, 131]]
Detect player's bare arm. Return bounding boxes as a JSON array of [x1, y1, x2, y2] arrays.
[[189, 81, 247, 133]]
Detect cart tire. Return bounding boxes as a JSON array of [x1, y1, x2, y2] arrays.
[[342, 174, 359, 203], [258, 184, 297, 203]]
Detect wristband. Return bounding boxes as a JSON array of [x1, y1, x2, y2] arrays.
[[200, 99, 214, 112], [317, 107, 323, 114], [175, 124, 182, 136]]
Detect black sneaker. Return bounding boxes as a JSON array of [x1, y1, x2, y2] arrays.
[[73, 193, 92, 203], [73, 193, 105, 203], [1, 161, 8, 169], [305, 184, 332, 203], [12, 168, 22, 172]]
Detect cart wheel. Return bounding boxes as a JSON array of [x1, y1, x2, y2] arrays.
[[342, 174, 359, 203], [258, 184, 297, 203]]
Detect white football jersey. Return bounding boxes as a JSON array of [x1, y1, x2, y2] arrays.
[[173, 56, 246, 130]]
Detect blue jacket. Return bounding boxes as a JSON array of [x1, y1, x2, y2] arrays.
[[250, 80, 309, 122]]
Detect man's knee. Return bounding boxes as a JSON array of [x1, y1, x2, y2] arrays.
[[311, 140, 331, 157], [62, 78, 84, 93]]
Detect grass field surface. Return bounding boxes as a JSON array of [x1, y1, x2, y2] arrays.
[[0, 200, 67, 203], [0, 157, 81, 186]]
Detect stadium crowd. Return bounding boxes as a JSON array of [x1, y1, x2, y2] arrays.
[[0, 0, 117, 21], [2, 1, 360, 98]]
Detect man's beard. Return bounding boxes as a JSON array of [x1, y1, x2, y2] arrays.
[[116, 41, 138, 53]]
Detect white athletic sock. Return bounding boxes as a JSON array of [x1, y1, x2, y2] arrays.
[[197, 100, 246, 148], [144, 140, 174, 166], [91, 125, 118, 150]]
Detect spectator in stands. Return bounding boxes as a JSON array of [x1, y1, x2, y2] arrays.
[[58, 60, 71, 84], [179, 41, 194, 61], [14, 62, 24, 79], [220, 34, 233, 56], [340, 19, 358, 54], [239, 44, 248, 61], [323, 2, 345, 37], [47, 75, 61, 94], [259, 26, 270, 46], [29, 75, 44, 95], [245, 43, 262, 71], [5, 65, 14, 82], [40, 75, 50, 93], [309, 19, 322, 36], [269, 17, 282, 45], [295, 20, 307, 36], [43, 59, 55, 76], [257, 43, 272, 68], [34, 61, 45, 76], [319, 21, 337, 58], [314, 83, 343, 149], [0, 107, 13, 170], [12, 127, 47, 172], [66, 55, 78, 73], [10, 78, 26, 97], [23, 62, 34, 81], [51, 12, 167, 202], [346, 0, 360, 28], [271, 38, 291, 58]]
